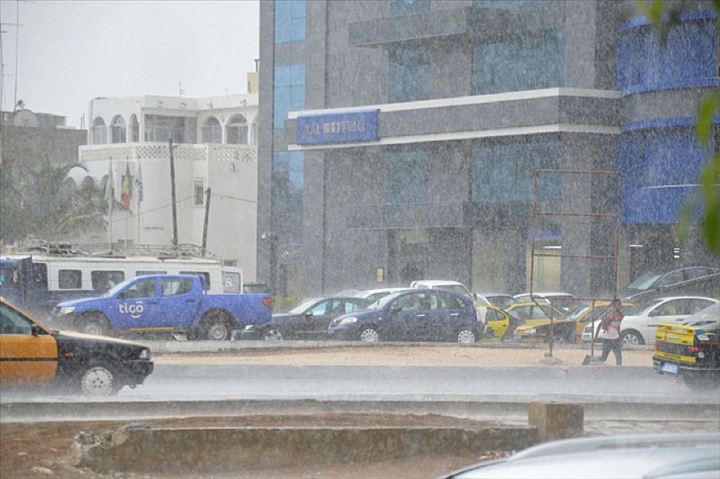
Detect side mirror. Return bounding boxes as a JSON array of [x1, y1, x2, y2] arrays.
[[31, 324, 43, 336], [304, 310, 314, 319], [390, 303, 402, 313]]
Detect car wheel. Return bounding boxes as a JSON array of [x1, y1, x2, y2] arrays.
[[359, 327, 379, 343], [79, 363, 119, 397], [263, 327, 283, 341], [201, 312, 232, 341], [457, 329, 476, 345], [82, 314, 110, 336], [621, 330, 644, 346]]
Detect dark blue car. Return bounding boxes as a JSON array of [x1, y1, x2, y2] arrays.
[[327, 289, 483, 344]]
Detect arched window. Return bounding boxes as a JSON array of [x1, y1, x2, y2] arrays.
[[110, 115, 126, 144], [129, 114, 140, 143], [226, 114, 248, 144], [201, 117, 222, 144], [92, 117, 107, 144]]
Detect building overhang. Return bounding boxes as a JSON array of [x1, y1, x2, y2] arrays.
[[286, 88, 621, 151]]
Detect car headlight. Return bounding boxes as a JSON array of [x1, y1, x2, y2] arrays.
[[340, 317, 358, 325], [524, 328, 536, 335], [138, 348, 151, 360], [58, 306, 75, 315]]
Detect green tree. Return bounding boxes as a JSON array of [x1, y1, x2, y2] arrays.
[[636, 0, 720, 254], [0, 157, 108, 246]]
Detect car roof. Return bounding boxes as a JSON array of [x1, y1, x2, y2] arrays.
[[514, 292, 577, 299], [411, 280, 467, 287], [446, 433, 720, 479], [355, 287, 408, 297]]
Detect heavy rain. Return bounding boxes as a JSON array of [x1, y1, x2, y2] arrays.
[[1, 1, 719, 478]]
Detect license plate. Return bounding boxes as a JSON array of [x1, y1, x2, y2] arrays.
[[661, 363, 679, 374]]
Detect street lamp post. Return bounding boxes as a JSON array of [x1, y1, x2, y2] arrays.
[[88, 96, 107, 143], [261, 232, 278, 297]]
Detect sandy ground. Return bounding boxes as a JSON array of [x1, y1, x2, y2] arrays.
[[0, 345, 665, 479], [154, 344, 654, 367]]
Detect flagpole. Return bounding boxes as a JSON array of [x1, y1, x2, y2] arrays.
[[136, 161, 142, 245], [125, 160, 129, 252], [107, 160, 114, 252]]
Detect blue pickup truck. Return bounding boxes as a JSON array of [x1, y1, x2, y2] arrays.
[[50, 274, 271, 340]]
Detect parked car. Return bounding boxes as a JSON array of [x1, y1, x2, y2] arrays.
[[582, 296, 718, 345], [474, 293, 516, 310], [619, 265, 720, 302], [410, 280, 475, 301], [328, 289, 483, 344], [0, 296, 153, 396], [654, 303, 720, 389], [354, 287, 409, 304], [442, 433, 720, 479], [480, 305, 512, 341], [514, 301, 638, 344], [51, 274, 272, 341], [243, 296, 373, 341], [504, 302, 567, 341], [513, 292, 585, 315]]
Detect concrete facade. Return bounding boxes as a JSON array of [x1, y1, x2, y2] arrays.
[[80, 93, 259, 281], [258, 0, 720, 299]]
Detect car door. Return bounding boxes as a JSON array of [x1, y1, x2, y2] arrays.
[[0, 301, 58, 385], [383, 292, 431, 341], [645, 298, 688, 341], [307, 298, 347, 338], [429, 291, 466, 341], [110, 277, 160, 330], [157, 277, 199, 329], [294, 299, 334, 338]]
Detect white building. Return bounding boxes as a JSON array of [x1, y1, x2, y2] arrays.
[[79, 90, 258, 281]]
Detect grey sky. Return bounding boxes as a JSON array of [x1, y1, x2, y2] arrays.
[[0, 0, 259, 128]]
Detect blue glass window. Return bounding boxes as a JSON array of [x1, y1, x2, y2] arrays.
[[617, 14, 717, 94], [617, 126, 713, 224], [472, 142, 562, 203], [386, 150, 428, 204], [390, 0, 430, 16], [274, 64, 305, 130], [472, 29, 565, 95], [388, 48, 429, 103], [275, 0, 306, 43]]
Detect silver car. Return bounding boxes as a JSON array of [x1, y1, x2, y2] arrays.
[[442, 433, 720, 479]]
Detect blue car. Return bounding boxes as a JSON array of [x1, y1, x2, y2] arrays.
[[327, 289, 483, 344]]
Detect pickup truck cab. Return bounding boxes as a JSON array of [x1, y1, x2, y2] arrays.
[[0, 297, 153, 396], [51, 274, 271, 340]]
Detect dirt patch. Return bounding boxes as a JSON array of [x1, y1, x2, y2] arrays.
[[1, 414, 511, 479], [156, 345, 654, 367]]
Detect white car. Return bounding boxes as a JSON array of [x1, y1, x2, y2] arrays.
[[582, 296, 718, 345], [443, 433, 720, 479]]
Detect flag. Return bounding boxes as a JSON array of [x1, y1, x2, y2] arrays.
[[121, 162, 133, 211], [135, 163, 144, 207], [105, 163, 114, 214]]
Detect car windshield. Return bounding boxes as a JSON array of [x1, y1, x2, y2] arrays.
[[625, 273, 662, 290], [638, 298, 665, 316], [288, 298, 321, 314]]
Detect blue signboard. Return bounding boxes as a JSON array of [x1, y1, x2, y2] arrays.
[[296, 110, 378, 145]]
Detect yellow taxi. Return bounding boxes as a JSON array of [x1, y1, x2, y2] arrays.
[[480, 305, 512, 341], [0, 297, 153, 396], [513, 301, 638, 343]]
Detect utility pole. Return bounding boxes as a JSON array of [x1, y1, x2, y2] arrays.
[[201, 188, 211, 257], [169, 139, 179, 249]]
